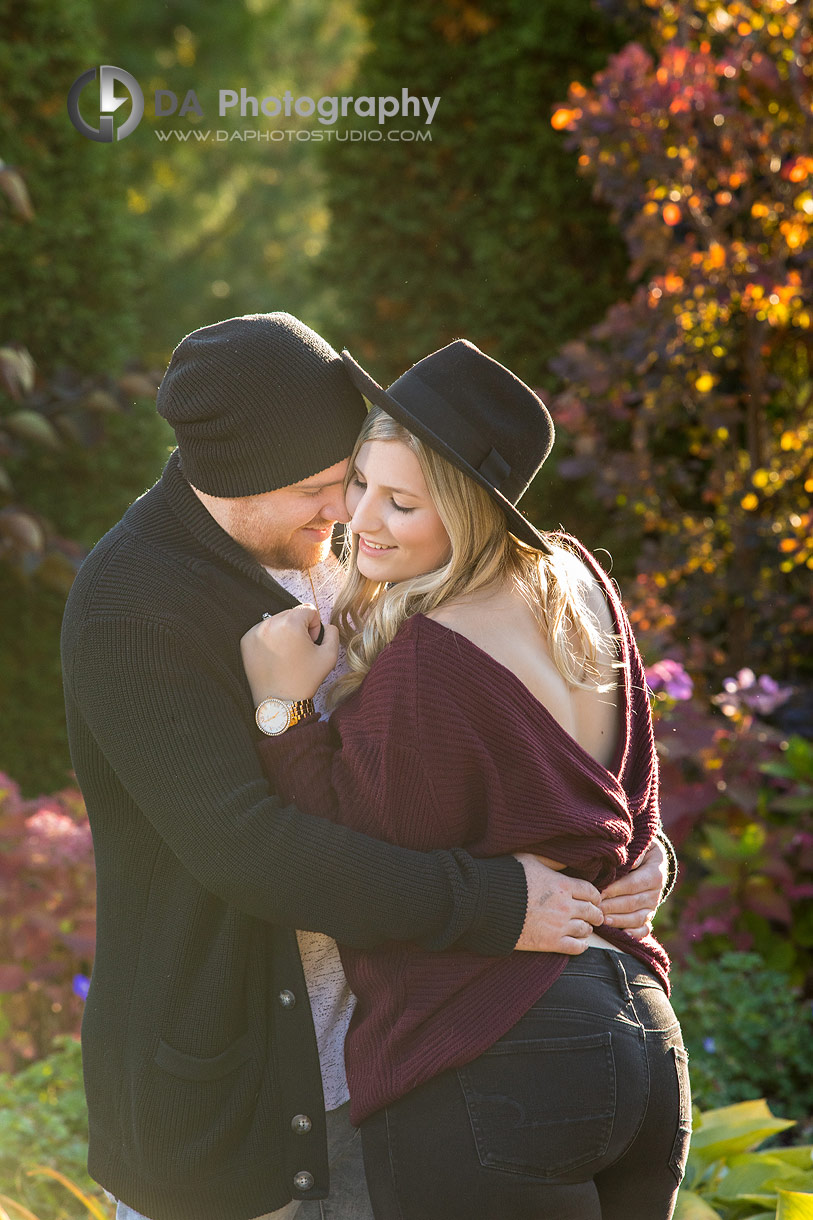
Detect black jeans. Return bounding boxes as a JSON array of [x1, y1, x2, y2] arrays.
[[360, 949, 691, 1220]]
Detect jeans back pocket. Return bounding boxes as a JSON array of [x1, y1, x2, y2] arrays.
[[458, 1031, 616, 1179]]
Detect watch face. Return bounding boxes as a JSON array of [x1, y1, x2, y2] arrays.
[[256, 698, 291, 736]]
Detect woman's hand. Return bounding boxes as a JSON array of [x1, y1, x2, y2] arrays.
[[240, 605, 340, 704], [600, 839, 668, 939]]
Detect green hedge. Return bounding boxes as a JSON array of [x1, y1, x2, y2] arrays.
[[318, 0, 630, 385], [0, 0, 143, 372]]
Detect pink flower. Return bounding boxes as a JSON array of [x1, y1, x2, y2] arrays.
[[646, 659, 694, 701], [23, 809, 93, 866]]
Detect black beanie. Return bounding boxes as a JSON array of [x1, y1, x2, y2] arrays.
[[156, 312, 367, 497]]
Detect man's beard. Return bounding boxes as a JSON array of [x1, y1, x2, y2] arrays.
[[251, 530, 333, 571]]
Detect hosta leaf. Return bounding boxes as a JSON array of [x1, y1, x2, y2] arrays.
[[673, 1188, 723, 1219], [761, 1150, 813, 1171], [690, 1100, 796, 1163], [776, 1191, 813, 1219], [770, 1174, 813, 1196], [713, 1155, 797, 1199]]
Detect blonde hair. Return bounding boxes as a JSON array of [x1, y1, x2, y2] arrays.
[[328, 408, 619, 708]]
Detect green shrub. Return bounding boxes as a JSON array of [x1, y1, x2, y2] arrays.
[[0, 1036, 111, 1220], [654, 695, 813, 995], [319, 0, 630, 386], [672, 953, 813, 1124], [0, 380, 173, 794], [0, 0, 144, 373]]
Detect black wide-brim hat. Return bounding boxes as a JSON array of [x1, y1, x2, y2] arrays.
[[340, 339, 555, 553]]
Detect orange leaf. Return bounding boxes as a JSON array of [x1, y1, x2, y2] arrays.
[[551, 107, 581, 130]]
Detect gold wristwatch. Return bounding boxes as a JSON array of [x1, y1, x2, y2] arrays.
[[255, 697, 315, 736]]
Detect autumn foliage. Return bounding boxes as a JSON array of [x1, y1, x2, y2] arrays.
[[550, 0, 813, 680], [0, 773, 95, 1071]]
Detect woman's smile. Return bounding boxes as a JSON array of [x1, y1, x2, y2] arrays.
[[358, 537, 397, 554]]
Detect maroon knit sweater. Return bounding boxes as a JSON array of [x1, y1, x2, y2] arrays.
[[258, 539, 669, 1123]]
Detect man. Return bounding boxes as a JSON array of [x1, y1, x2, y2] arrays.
[[61, 313, 672, 1220]]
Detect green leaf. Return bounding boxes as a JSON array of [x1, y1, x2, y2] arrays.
[[673, 1188, 724, 1219], [713, 1155, 798, 1200], [776, 1190, 813, 1219], [763, 1150, 813, 1171], [785, 737, 813, 780], [770, 795, 813, 815], [690, 1100, 796, 1163], [770, 1175, 813, 1196]]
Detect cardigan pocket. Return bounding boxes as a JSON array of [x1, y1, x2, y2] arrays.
[[132, 1031, 261, 1181], [154, 1030, 254, 1081]]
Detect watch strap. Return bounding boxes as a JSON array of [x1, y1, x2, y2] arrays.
[[286, 697, 316, 728]]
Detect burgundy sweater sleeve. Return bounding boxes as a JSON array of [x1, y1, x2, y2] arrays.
[[255, 628, 456, 846], [256, 713, 434, 842]]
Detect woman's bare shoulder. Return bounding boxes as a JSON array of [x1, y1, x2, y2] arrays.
[[423, 592, 511, 642]]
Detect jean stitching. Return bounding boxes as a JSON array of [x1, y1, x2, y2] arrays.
[[612, 953, 635, 1005], [383, 1106, 406, 1220], [669, 1046, 693, 1184], [604, 985, 651, 1167]]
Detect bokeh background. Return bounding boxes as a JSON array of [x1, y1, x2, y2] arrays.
[[1, 1, 812, 1217]]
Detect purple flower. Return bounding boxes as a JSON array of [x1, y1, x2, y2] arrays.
[[703, 1037, 716, 1054], [713, 668, 794, 718], [72, 974, 90, 1001], [646, 659, 694, 701]]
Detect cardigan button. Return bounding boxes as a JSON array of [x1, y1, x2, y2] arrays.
[[293, 1170, 314, 1192], [291, 1114, 312, 1134], [278, 989, 297, 1008]]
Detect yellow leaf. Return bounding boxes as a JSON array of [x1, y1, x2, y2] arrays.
[[777, 1190, 813, 1219], [0, 1196, 41, 1220], [24, 1168, 110, 1220]]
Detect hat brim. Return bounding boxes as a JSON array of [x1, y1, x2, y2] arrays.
[[341, 350, 553, 554]]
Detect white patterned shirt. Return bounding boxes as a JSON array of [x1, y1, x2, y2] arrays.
[[263, 552, 355, 1111]]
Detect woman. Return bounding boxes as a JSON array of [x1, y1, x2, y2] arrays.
[[240, 339, 691, 1220]]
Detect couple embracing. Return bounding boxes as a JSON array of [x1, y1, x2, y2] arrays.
[[61, 313, 690, 1220]]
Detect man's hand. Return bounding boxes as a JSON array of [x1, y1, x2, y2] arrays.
[[513, 854, 604, 954], [600, 839, 668, 939]]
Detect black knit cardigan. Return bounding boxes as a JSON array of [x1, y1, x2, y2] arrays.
[[60, 450, 527, 1220]]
